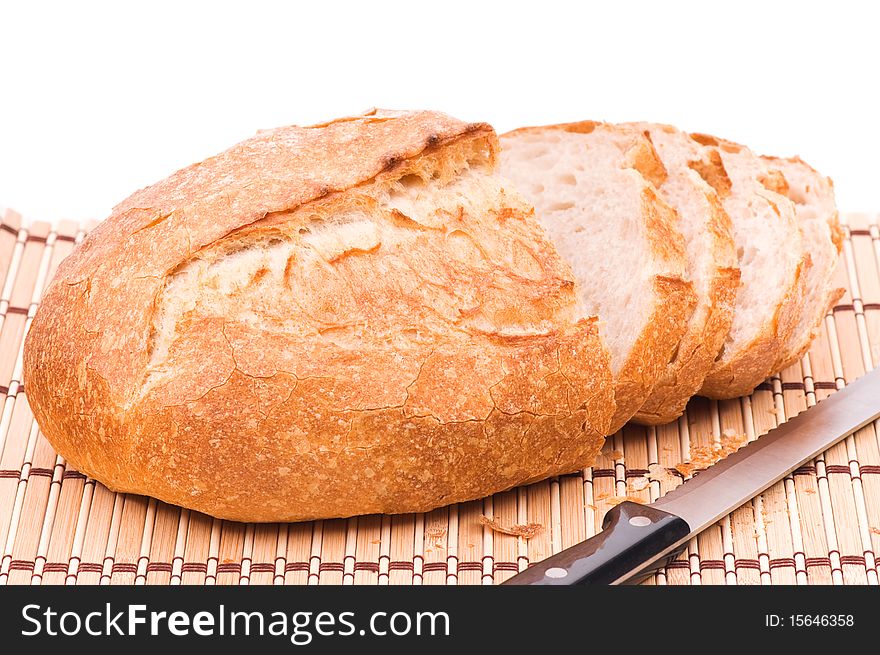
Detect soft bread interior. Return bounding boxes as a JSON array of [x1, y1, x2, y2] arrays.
[[499, 128, 659, 375]]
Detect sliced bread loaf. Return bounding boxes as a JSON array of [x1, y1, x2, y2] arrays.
[[500, 122, 696, 432], [618, 123, 740, 424], [689, 134, 808, 399], [761, 156, 844, 370]]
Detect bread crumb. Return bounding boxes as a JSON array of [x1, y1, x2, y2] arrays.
[[605, 449, 624, 460], [647, 463, 676, 484], [675, 433, 749, 477], [628, 476, 649, 492], [478, 515, 544, 539], [870, 527, 880, 536], [370, 539, 381, 545], [803, 487, 816, 495], [675, 462, 695, 478], [424, 526, 446, 549]]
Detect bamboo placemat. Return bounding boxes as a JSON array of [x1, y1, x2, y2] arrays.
[[0, 208, 878, 586]]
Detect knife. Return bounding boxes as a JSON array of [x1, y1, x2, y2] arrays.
[[502, 367, 880, 585]]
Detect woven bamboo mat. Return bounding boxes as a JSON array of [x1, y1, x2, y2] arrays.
[[0, 208, 879, 586]]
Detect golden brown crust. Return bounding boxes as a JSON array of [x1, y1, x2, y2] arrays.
[[23, 109, 615, 522], [700, 255, 806, 398], [613, 273, 697, 429], [624, 131, 668, 189], [688, 148, 732, 199]]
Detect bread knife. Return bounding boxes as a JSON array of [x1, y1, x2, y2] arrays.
[[502, 366, 880, 585]]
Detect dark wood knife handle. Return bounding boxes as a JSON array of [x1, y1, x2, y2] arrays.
[[501, 501, 691, 585]]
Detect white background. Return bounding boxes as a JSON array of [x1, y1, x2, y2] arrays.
[[1, 1, 878, 224]]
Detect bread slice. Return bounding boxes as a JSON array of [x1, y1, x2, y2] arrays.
[[24, 109, 616, 522], [760, 156, 844, 370], [617, 123, 740, 425], [500, 122, 696, 432], [689, 134, 808, 399]]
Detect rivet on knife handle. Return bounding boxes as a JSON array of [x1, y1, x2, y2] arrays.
[[502, 501, 690, 585]]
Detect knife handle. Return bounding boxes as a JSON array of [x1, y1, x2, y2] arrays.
[[501, 501, 691, 585]]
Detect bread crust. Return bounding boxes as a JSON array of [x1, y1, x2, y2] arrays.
[[23, 109, 615, 522], [501, 122, 697, 432], [698, 259, 804, 398], [622, 124, 740, 424]]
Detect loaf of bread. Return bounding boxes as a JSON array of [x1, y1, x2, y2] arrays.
[[23, 108, 841, 523], [23, 109, 615, 522]]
